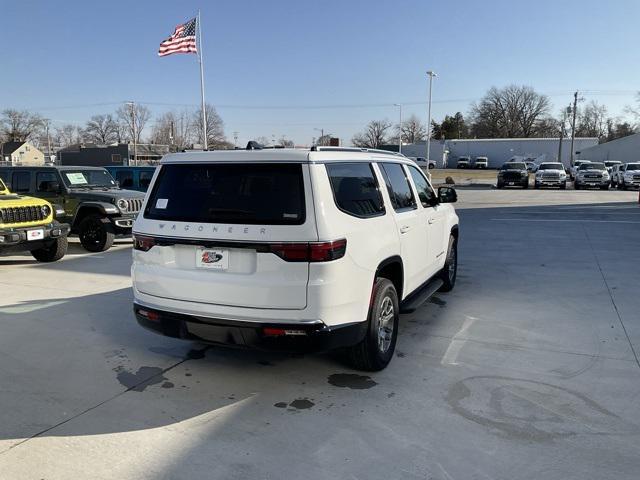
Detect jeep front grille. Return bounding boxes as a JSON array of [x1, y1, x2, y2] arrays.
[[0, 205, 47, 224], [126, 198, 144, 213]]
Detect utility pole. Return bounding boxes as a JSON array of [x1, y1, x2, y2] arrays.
[[43, 119, 52, 164], [126, 101, 137, 166], [426, 71, 437, 164], [394, 103, 403, 154], [169, 119, 175, 148], [569, 91, 579, 166], [233, 131, 238, 148]]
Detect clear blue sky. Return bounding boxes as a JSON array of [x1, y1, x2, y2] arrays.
[[2, 0, 639, 145]]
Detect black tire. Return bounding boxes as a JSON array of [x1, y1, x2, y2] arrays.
[[534, 182, 540, 189], [31, 236, 68, 262], [496, 182, 503, 189], [560, 183, 566, 190], [622, 182, 628, 191], [347, 278, 399, 371], [575, 183, 580, 190], [78, 214, 115, 252], [600, 184, 609, 191], [439, 235, 457, 292], [522, 181, 529, 189]]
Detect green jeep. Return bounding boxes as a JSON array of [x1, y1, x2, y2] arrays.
[[0, 166, 145, 252]]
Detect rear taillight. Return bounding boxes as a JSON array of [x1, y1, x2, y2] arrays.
[[269, 239, 347, 262], [133, 234, 156, 252]]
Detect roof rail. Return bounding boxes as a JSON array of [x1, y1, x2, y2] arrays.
[[311, 146, 405, 157]]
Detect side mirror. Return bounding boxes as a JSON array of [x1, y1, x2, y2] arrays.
[[438, 186, 457, 203]]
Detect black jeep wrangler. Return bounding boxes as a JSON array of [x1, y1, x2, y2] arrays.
[[0, 166, 145, 252]]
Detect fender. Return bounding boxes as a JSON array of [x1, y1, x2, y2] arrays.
[[72, 202, 120, 225]]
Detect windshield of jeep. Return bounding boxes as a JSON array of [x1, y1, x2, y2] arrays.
[[626, 163, 640, 170], [538, 163, 564, 170], [61, 169, 117, 188], [145, 163, 305, 225]]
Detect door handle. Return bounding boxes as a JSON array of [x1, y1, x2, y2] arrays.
[[428, 218, 436, 225], [399, 225, 411, 234]]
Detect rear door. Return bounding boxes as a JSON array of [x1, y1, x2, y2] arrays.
[[378, 162, 429, 294], [133, 162, 315, 310]]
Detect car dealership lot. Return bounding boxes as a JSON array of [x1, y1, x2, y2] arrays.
[[1, 189, 639, 479]]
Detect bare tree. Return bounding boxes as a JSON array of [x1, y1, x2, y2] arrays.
[[55, 124, 81, 147], [316, 134, 332, 146], [398, 114, 426, 143], [278, 136, 295, 148], [254, 136, 271, 146], [116, 103, 151, 144], [624, 92, 640, 128], [151, 110, 193, 150], [469, 85, 551, 138], [575, 101, 608, 140], [192, 103, 226, 148], [352, 120, 392, 148], [84, 114, 118, 144], [1, 109, 44, 142]]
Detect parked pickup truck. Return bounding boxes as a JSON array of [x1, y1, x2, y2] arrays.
[[617, 162, 640, 190], [534, 162, 567, 189], [574, 162, 610, 190], [0, 177, 69, 262], [0, 166, 145, 252], [474, 156, 488, 169], [456, 156, 471, 169]]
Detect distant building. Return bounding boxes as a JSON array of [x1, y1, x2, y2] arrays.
[[0, 141, 45, 166], [576, 132, 640, 163], [57, 143, 170, 166], [384, 137, 599, 168]]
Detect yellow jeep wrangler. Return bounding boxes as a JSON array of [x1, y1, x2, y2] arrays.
[[0, 177, 70, 262]]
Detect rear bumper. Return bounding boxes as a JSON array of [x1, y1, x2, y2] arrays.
[[0, 222, 70, 253], [133, 302, 367, 352]]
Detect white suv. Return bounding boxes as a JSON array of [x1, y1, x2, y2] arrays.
[[132, 147, 459, 370]]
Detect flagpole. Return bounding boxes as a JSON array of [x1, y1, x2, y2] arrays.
[[197, 10, 208, 150]]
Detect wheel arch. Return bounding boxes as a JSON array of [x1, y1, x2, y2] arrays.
[[375, 256, 404, 300]]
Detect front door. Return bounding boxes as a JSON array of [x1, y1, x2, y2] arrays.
[[378, 162, 430, 295], [407, 165, 447, 277]]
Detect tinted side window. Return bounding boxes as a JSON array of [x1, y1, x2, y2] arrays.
[[408, 166, 436, 207], [36, 172, 58, 192], [380, 163, 416, 211], [139, 171, 153, 189], [12, 171, 31, 193], [116, 170, 134, 188], [326, 163, 385, 218]]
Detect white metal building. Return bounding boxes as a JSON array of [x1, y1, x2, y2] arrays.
[[576, 132, 640, 163], [399, 137, 598, 168]]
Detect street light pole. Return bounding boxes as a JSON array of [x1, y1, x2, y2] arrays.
[[394, 103, 403, 154], [426, 71, 437, 164]]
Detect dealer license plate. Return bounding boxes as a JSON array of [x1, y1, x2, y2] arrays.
[[196, 248, 229, 270], [27, 229, 44, 241]]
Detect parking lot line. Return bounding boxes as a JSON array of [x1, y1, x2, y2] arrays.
[[490, 218, 640, 224]]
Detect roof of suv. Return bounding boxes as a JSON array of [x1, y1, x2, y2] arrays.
[[160, 148, 415, 165], [0, 165, 108, 171]]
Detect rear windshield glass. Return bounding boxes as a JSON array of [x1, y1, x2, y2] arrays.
[[144, 163, 305, 225]]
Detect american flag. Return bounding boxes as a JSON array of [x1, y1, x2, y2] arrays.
[[158, 17, 197, 57]]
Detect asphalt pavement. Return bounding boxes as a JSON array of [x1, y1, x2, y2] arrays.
[[1, 188, 639, 479]]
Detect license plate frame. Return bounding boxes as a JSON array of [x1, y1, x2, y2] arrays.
[[27, 229, 44, 241], [196, 248, 229, 270]]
